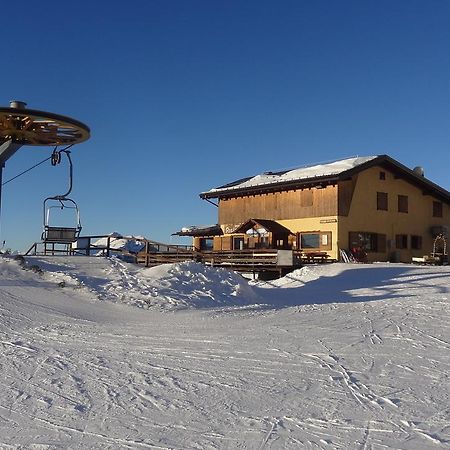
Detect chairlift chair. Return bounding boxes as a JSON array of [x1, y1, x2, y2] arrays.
[[41, 148, 82, 250], [42, 196, 82, 243]]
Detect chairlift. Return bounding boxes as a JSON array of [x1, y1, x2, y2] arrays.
[[42, 148, 82, 244]]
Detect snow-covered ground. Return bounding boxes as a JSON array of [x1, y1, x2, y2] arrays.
[[0, 256, 449, 449]]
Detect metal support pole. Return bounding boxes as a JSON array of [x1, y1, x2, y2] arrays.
[[0, 140, 22, 162], [0, 140, 23, 241], [0, 162, 3, 220]]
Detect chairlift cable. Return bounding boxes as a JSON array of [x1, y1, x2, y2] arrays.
[[1, 144, 75, 186], [1, 155, 52, 186]]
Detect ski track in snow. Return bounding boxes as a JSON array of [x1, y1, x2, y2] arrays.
[[0, 256, 449, 448]]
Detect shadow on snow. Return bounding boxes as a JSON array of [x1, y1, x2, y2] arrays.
[[248, 265, 450, 310]]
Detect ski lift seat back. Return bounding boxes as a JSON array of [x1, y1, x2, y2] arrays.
[[43, 226, 80, 243]]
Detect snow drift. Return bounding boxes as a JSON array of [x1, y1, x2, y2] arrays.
[[25, 256, 260, 311]]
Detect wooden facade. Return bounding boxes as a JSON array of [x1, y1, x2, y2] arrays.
[[219, 185, 338, 226]]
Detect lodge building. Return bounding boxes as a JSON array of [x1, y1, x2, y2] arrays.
[[179, 155, 450, 263]]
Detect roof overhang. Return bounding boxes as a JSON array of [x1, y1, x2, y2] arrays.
[[200, 155, 450, 204], [173, 224, 223, 237], [200, 175, 339, 200]]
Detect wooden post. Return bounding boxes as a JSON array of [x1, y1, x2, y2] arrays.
[[106, 236, 110, 257], [145, 241, 149, 267]]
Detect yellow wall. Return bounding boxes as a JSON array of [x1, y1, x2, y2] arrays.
[[339, 166, 450, 262], [217, 218, 339, 258], [277, 217, 339, 260]]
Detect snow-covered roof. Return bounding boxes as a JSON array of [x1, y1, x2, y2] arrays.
[[201, 156, 377, 198], [173, 224, 223, 237]]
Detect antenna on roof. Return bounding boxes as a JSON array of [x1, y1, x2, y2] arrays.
[[413, 166, 425, 177]]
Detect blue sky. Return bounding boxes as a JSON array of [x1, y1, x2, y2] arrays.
[[1, 0, 450, 251]]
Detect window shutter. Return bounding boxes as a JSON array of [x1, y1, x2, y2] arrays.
[[377, 192, 388, 210], [398, 195, 408, 213], [301, 190, 313, 207], [377, 234, 387, 252]]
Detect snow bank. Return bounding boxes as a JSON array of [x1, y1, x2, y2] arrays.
[[89, 233, 146, 253], [26, 257, 260, 311], [139, 261, 259, 309]]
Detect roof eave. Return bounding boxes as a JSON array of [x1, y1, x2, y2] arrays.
[[200, 154, 450, 204], [200, 174, 340, 200]]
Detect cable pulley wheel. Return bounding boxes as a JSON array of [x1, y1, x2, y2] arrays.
[[0, 107, 90, 146]]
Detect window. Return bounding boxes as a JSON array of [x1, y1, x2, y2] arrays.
[[233, 236, 245, 250], [377, 192, 388, 211], [411, 235, 422, 250], [379, 171, 386, 180], [396, 234, 408, 249], [199, 238, 213, 251], [433, 201, 443, 218], [301, 233, 320, 249], [276, 239, 284, 248], [349, 232, 386, 253], [398, 195, 408, 213], [259, 236, 269, 248], [299, 232, 332, 251]]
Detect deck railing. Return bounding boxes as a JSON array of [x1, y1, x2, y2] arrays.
[[24, 234, 332, 275]]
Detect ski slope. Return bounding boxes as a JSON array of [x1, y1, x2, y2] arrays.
[[0, 256, 449, 449]]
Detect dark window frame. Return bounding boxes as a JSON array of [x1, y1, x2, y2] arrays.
[[411, 235, 422, 250], [299, 231, 332, 251], [398, 195, 409, 213], [433, 201, 443, 218], [377, 192, 388, 211], [395, 234, 408, 249], [300, 233, 320, 249], [199, 238, 214, 251], [349, 232, 381, 253], [233, 236, 245, 250]]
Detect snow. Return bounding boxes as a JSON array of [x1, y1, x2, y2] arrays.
[[207, 156, 377, 194], [1, 255, 450, 448], [84, 233, 146, 254], [180, 225, 216, 233]]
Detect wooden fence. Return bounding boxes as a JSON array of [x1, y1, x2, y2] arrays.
[[24, 234, 332, 276]]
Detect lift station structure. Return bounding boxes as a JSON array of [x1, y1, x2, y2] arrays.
[[0, 100, 90, 249]]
